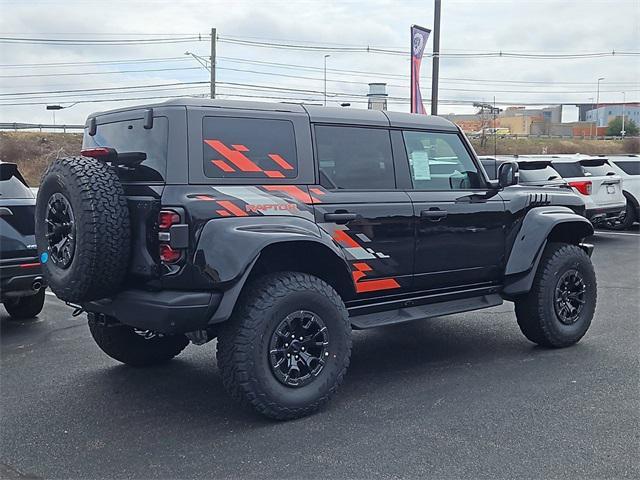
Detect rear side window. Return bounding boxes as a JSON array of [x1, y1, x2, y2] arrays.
[[614, 160, 640, 175], [518, 164, 562, 182], [315, 125, 394, 189], [203, 117, 297, 179], [552, 162, 585, 178], [403, 131, 483, 190], [83, 117, 168, 182], [581, 161, 616, 177]]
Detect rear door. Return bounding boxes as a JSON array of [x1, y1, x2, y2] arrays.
[[312, 124, 414, 297], [398, 130, 506, 290]]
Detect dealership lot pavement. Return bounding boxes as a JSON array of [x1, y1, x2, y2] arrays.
[[1, 230, 639, 480]]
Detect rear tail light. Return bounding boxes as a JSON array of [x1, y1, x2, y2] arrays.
[[568, 180, 592, 195], [158, 209, 183, 264], [81, 147, 116, 161], [159, 244, 181, 263], [158, 210, 181, 230]]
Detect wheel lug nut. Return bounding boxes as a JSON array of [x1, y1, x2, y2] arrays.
[[295, 355, 299, 359], [301, 347, 305, 351], [299, 337, 303, 340], [287, 353, 290, 357], [291, 335, 295, 338], [325, 352, 329, 356], [285, 343, 288, 347]]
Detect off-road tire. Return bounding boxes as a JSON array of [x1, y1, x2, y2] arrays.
[[216, 272, 352, 420], [3, 288, 46, 319], [35, 156, 130, 303], [609, 199, 637, 230], [88, 319, 189, 367], [515, 242, 597, 348]]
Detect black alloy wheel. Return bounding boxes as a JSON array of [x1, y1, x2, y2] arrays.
[[45, 192, 76, 269], [269, 310, 330, 387], [553, 269, 586, 325]]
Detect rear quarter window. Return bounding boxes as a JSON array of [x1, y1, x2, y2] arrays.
[[581, 161, 616, 177], [551, 162, 585, 178], [612, 161, 640, 176], [202, 117, 297, 179]]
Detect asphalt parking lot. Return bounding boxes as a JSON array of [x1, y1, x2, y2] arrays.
[[1, 229, 639, 480]]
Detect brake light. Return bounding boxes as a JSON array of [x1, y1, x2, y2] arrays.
[[159, 244, 181, 263], [81, 147, 116, 160], [158, 210, 180, 230], [568, 180, 592, 195]]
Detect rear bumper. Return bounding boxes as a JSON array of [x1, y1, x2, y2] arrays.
[[0, 258, 45, 299], [83, 289, 222, 334], [586, 204, 626, 224]]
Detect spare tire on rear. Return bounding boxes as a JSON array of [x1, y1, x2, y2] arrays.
[[35, 156, 130, 303]]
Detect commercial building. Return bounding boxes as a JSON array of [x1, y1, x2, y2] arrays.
[[585, 103, 640, 127]]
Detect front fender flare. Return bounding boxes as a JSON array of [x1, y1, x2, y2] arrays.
[[502, 206, 593, 297]]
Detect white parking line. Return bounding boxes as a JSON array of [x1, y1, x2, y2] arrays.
[[595, 230, 640, 237], [45, 290, 57, 297]]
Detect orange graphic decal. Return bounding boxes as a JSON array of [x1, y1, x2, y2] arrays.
[[216, 210, 231, 217], [211, 160, 235, 172], [231, 144, 249, 152], [309, 187, 326, 197], [351, 261, 400, 293], [332, 229, 360, 248], [264, 170, 286, 178], [205, 140, 262, 172], [195, 195, 216, 201], [268, 153, 294, 170], [263, 185, 321, 204], [217, 200, 248, 217]]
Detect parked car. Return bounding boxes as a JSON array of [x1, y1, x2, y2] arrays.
[[480, 156, 586, 216], [0, 162, 46, 319], [550, 156, 626, 226], [603, 155, 640, 229], [36, 99, 596, 420]]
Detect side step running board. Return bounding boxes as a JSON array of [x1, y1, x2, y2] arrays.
[[349, 294, 503, 330]]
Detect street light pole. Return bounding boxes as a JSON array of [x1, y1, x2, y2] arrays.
[[596, 77, 605, 136], [621, 91, 626, 137], [588, 97, 594, 138], [324, 54, 330, 106]]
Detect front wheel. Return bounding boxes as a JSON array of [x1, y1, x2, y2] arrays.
[[3, 288, 46, 319], [216, 272, 352, 420], [515, 242, 597, 348]]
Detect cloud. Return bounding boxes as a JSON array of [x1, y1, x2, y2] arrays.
[[0, 0, 638, 124]]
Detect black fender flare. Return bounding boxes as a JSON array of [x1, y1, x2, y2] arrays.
[[502, 206, 594, 297], [192, 216, 352, 323]]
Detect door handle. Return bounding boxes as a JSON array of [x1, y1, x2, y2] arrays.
[[324, 212, 358, 224], [421, 209, 448, 221]]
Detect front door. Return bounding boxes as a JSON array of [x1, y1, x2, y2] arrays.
[[400, 129, 506, 290], [312, 124, 414, 297]]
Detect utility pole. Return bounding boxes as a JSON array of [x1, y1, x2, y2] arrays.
[[621, 91, 626, 137], [210, 28, 216, 99], [595, 77, 604, 136], [588, 97, 594, 138], [430, 0, 441, 115]]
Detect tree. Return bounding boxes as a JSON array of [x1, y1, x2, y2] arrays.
[[607, 117, 639, 136]]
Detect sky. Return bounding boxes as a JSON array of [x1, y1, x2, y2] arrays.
[[0, 0, 639, 125]]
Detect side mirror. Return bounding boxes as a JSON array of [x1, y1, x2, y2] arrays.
[[498, 161, 519, 188]]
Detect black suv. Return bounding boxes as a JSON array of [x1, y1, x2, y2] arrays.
[[1, 162, 46, 319], [35, 99, 596, 419]]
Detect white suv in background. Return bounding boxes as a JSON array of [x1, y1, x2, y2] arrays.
[[550, 156, 626, 227], [605, 155, 640, 230]]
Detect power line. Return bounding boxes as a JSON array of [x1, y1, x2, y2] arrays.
[[0, 35, 206, 45], [0, 56, 190, 68], [0, 81, 208, 97], [0, 66, 203, 78]]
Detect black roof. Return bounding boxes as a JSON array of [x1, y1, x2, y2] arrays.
[[88, 98, 458, 131]]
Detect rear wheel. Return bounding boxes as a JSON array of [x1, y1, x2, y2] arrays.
[[88, 318, 189, 367], [216, 272, 351, 420], [515, 242, 597, 348], [609, 199, 637, 230], [3, 289, 46, 319]]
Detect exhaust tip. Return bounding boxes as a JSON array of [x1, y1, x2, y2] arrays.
[[32, 279, 43, 291]]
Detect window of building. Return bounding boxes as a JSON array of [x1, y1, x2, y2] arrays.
[[403, 131, 483, 190], [203, 117, 297, 179], [315, 125, 395, 189]]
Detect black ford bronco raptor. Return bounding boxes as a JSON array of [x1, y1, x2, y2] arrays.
[[35, 99, 596, 420]]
